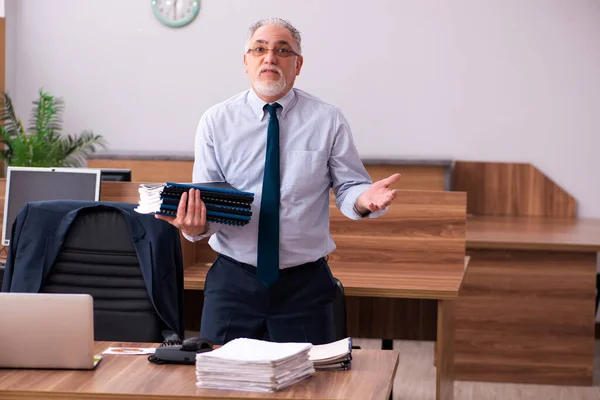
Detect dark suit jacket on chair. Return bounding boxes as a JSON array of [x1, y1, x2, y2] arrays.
[[1, 200, 184, 339]]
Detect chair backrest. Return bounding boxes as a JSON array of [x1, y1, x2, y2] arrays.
[[333, 277, 347, 340], [40, 208, 163, 342]]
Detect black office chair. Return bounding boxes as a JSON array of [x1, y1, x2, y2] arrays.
[[333, 277, 361, 350], [40, 207, 179, 343], [596, 274, 600, 316], [333, 277, 348, 340]]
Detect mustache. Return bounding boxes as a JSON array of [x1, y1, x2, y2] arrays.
[[258, 65, 283, 75]]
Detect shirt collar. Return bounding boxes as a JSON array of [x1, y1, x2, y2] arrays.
[[247, 87, 297, 121]]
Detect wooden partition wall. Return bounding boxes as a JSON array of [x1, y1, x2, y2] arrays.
[[452, 161, 597, 385], [453, 161, 577, 217]]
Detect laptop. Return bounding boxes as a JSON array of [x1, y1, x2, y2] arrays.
[[0, 292, 98, 369]]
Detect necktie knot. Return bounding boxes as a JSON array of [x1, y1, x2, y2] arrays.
[[265, 103, 281, 118]]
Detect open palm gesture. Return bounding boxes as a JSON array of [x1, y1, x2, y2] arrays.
[[355, 173, 401, 214]]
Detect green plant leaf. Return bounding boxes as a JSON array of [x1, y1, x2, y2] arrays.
[[29, 88, 64, 138], [61, 131, 106, 167], [0, 92, 25, 139], [0, 88, 106, 168]]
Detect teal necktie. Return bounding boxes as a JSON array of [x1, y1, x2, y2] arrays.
[[257, 103, 282, 287]]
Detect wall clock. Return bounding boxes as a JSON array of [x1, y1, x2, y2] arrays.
[[152, 0, 200, 28]]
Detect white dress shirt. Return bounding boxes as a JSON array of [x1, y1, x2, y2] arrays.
[[185, 87, 385, 268]]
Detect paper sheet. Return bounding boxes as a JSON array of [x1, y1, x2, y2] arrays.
[[102, 347, 156, 355]]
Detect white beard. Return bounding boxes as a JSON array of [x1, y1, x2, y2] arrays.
[[254, 74, 286, 97]]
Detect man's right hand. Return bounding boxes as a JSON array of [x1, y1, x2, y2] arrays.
[[155, 188, 208, 237]]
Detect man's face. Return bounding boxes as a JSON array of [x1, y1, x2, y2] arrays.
[[244, 25, 303, 101]]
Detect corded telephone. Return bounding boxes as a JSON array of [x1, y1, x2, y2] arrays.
[[148, 337, 214, 365]]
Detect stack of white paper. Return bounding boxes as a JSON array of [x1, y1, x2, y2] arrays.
[[309, 337, 353, 370], [134, 184, 164, 214], [195, 338, 314, 392]]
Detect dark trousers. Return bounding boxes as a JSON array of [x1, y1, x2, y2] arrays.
[[200, 254, 337, 345]]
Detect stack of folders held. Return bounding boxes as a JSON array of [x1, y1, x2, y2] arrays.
[[309, 337, 353, 370], [195, 338, 314, 392], [134, 182, 254, 226]]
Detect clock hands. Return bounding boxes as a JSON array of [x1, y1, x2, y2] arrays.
[[173, 0, 178, 21]]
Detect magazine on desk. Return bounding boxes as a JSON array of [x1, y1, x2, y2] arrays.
[[134, 182, 254, 226]]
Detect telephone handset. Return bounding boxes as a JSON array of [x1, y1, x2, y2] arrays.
[[148, 337, 214, 365]]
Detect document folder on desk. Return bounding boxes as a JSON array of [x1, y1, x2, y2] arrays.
[[134, 182, 254, 226]]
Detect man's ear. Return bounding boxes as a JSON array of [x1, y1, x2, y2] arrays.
[[243, 53, 248, 73], [296, 56, 304, 75]]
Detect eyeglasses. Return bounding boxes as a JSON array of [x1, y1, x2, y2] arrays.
[[246, 46, 300, 58]]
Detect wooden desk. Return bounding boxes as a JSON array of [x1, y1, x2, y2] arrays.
[[466, 215, 600, 252], [0, 342, 399, 400], [185, 262, 467, 300], [456, 216, 600, 385], [186, 258, 468, 400]]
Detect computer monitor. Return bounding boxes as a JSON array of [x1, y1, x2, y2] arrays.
[[2, 167, 101, 246], [100, 169, 132, 182]]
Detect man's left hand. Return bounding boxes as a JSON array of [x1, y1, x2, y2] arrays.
[[355, 173, 401, 214]]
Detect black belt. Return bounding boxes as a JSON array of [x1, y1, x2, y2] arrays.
[[217, 253, 326, 276]]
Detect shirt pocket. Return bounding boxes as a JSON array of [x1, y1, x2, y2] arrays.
[[281, 150, 329, 198]]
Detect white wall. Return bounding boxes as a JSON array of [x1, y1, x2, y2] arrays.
[[5, 0, 600, 216]]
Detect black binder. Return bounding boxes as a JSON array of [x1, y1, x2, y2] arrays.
[[152, 182, 254, 226]]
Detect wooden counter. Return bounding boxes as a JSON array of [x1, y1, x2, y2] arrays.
[[455, 215, 600, 385]]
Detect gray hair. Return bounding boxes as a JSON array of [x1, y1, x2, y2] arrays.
[[245, 18, 302, 55]]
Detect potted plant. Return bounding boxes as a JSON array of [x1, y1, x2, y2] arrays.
[[0, 88, 106, 168]]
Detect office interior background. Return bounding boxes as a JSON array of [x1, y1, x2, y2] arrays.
[[2, 0, 600, 399], [5, 0, 599, 219]]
